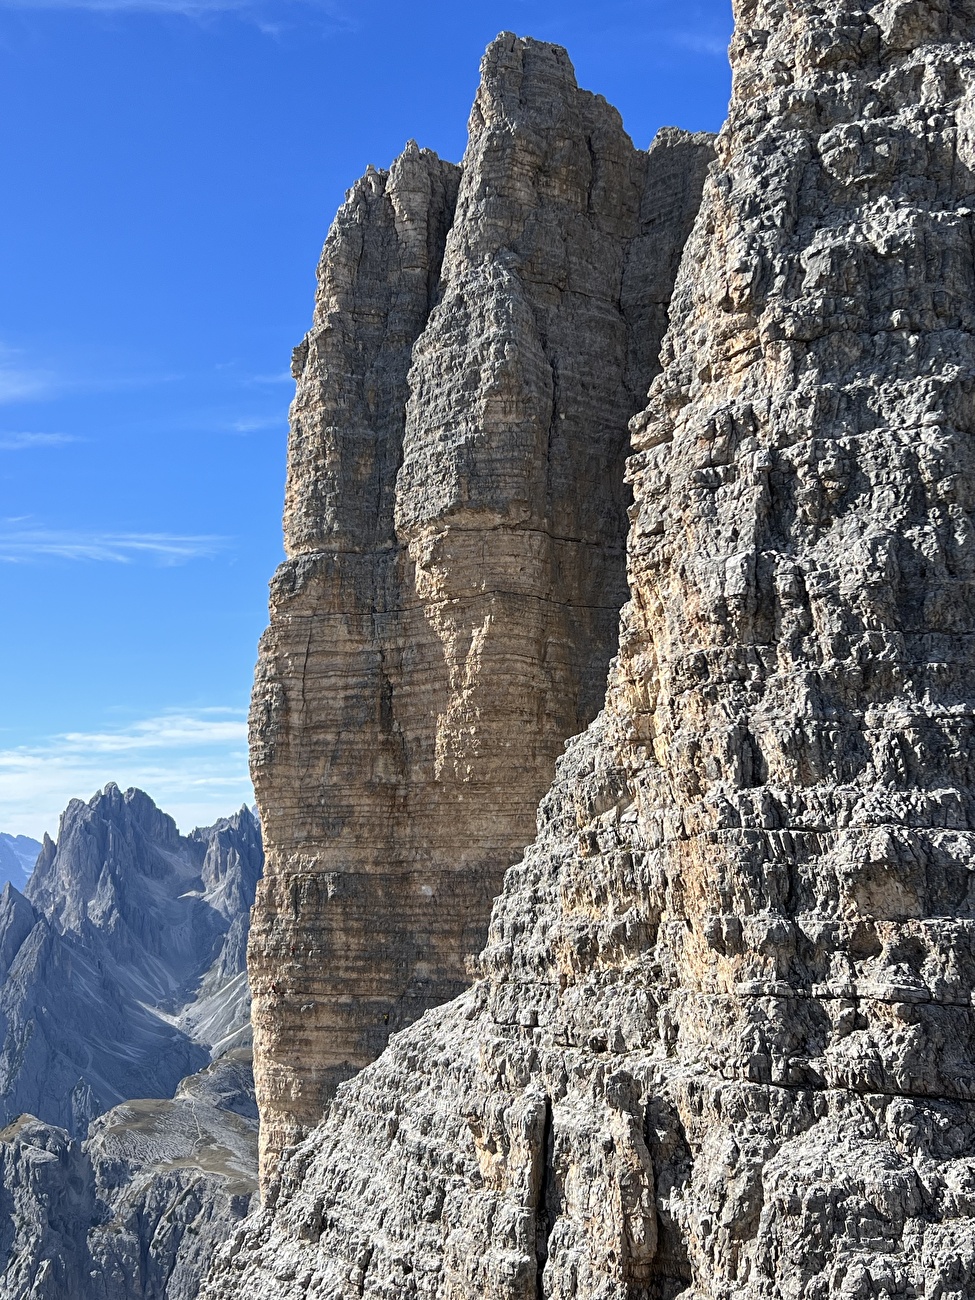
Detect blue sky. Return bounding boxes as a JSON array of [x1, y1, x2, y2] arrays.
[[0, 0, 732, 838]]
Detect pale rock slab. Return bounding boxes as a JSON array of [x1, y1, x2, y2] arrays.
[[0, 835, 40, 891]]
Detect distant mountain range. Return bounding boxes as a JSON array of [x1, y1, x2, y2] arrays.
[[0, 784, 262, 1135], [0, 833, 41, 891], [0, 784, 264, 1300]]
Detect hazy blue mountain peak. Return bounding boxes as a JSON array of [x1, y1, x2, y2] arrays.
[[0, 833, 42, 892]]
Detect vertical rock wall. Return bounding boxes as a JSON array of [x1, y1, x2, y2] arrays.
[[248, 34, 713, 1182], [248, 140, 462, 1180], [208, 1, 975, 1296]]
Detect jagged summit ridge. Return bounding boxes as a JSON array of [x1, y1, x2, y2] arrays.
[[205, 3, 975, 1298], [248, 30, 713, 1183]]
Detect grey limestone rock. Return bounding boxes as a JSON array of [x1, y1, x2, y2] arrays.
[[0, 791, 263, 1299], [0, 881, 205, 1136], [204, 2, 975, 1297], [27, 787, 262, 1020], [0, 788, 263, 1137]]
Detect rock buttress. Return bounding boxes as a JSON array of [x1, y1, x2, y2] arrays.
[[208, 2, 975, 1296], [248, 33, 713, 1184]]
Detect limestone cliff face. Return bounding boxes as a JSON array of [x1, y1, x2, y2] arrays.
[[248, 33, 713, 1181], [208, 2, 975, 1296]]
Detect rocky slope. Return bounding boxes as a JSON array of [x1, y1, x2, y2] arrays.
[[249, 30, 713, 1182], [205, 2, 975, 1297], [0, 881, 205, 1136], [26, 787, 262, 1027], [0, 1052, 257, 1300]]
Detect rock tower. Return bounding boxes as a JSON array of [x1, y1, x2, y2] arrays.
[[248, 33, 712, 1183]]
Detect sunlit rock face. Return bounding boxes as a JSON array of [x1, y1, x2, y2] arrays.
[[247, 32, 713, 1184], [0, 834, 40, 891], [204, 2, 975, 1296]]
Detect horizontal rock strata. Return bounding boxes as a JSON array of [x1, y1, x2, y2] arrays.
[[249, 32, 713, 1182], [206, 1, 975, 1295]]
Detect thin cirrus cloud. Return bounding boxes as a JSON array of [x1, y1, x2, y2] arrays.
[[0, 0, 350, 18], [60, 711, 248, 753], [0, 528, 228, 564], [0, 340, 188, 403], [228, 414, 286, 433], [0, 709, 252, 839], [0, 432, 77, 450], [667, 28, 731, 57], [0, 352, 57, 405]]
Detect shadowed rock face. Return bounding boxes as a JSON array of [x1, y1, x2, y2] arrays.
[[0, 882, 206, 1137], [27, 788, 262, 1016], [204, 2, 975, 1297], [247, 31, 714, 1183]]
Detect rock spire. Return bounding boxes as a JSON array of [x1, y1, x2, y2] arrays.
[[0, 788, 262, 1137], [248, 31, 713, 1183]]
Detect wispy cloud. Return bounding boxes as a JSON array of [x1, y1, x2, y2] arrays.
[[0, 349, 57, 404], [61, 713, 247, 753], [0, 528, 228, 564], [0, 340, 189, 406], [666, 29, 731, 57], [0, 0, 350, 20], [227, 414, 286, 433], [0, 432, 77, 450], [0, 709, 252, 840]]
